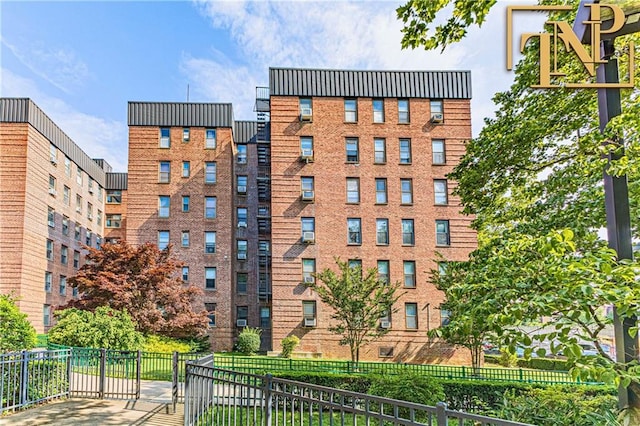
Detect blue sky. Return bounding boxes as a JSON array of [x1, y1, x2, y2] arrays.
[[1, 1, 545, 172]]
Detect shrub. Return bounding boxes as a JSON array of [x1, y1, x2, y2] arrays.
[[142, 335, 194, 353], [281, 336, 300, 358], [48, 307, 144, 350], [368, 373, 445, 407], [441, 379, 544, 412], [0, 294, 37, 352], [236, 327, 262, 355], [268, 371, 372, 394], [498, 349, 518, 367], [485, 354, 570, 371]]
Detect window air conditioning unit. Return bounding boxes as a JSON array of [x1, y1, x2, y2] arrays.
[[304, 318, 317, 327], [50, 158, 58, 165], [88, 214, 93, 220], [49, 188, 57, 196], [430, 113, 444, 124], [238, 221, 248, 228], [302, 231, 315, 244], [301, 190, 314, 201], [300, 107, 313, 122], [303, 276, 315, 284], [237, 186, 247, 194], [76, 207, 82, 213], [236, 319, 247, 327], [300, 149, 314, 162], [88, 188, 94, 194], [380, 320, 391, 329], [238, 252, 247, 260]]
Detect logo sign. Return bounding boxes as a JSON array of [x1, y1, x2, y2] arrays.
[[506, 3, 635, 88]]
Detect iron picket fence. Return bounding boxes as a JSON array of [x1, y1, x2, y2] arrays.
[[183, 362, 534, 426]]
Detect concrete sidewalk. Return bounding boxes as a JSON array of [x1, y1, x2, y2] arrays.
[[0, 399, 184, 426]]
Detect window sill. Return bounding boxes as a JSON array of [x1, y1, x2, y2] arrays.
[[398, 122, 410, 125], [400, 203, 413, 206], [434, 203, 449, 207], [347, 243, 362, 246], [373, 162, 386, 165], [398, 162, 412, 166], [435, 244, 451, 248], [375, 203, 388, 206], [343, 121, 358, 124]]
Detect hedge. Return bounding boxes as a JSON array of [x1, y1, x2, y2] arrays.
[[484, 354, 570, 371]]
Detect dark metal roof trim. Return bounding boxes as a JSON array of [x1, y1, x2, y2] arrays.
[[233, 121, 258, 143], [1, 98, 106, 186], [128, 102, 234, 127], [106, 172, 128, 190], [269, 68, 471, 99]]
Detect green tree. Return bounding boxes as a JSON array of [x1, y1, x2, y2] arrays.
[[0, 294, 36, 352], [64, 241, 208, 339], [307, 258, 402, 362], [48, 307, 144, 350]]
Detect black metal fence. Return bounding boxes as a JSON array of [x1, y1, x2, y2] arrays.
[[183, 360, 534, 426]]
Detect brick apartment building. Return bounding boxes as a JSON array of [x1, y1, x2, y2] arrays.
[[0, 67, 476, 363]]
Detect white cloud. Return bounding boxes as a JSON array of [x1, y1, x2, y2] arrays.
[[1, 68, 128, 172]]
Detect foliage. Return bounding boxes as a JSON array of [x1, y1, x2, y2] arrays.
[[266, 371, 372, 394], [1, 360, 68, 409], [496, 386, 618, 426], [280, 335, 300, 358], [308, 258, 402, 362], [48, 307, 144, 350], [397, 0, 496, 51], [142, 334, 195, 353], [485, 355, 570, 372], [64, 241, 208, 339], [367, 373, 446, 409], [0, 294, 36, 352], [181, 335, 211, 353], [441, 379, 547, 412], [498, 349, 518, 368], [236, 327, 262, 355]]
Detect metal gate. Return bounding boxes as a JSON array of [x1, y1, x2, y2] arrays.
[[69, 348, 140, 399]]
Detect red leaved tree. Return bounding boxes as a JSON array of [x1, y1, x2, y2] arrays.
[[64, 241, 208, 339]]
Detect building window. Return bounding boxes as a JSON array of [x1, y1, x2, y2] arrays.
[[86, 230, 92, 247], [49, 175, 56, 196], [302, 258, 316, 283], [237, 176, 247, 194], [402, 219, 415, 246], [182, 196, 190, 212], [237, 207, 248, 228], [44, 305, 51, 327], [301, 176, 314, 201], [45, 272, 52, 293], [438, 261, 448, 276], [182, 128, 190, 142], [96, 235, 102, 250], [74, 225, 81, 241], [87, 202, 93, 221], [373, 99, 384, 123], [299, 98, 312, 120], [441, 307, 451, 326], [88, 179, 94, 194], [300, 136, 314, 160], [237, 273, 248, 294], [59, 275, 67, 296], [376, 219, 389, 245], [76, 169, 83, 186], [399, 139, 412, 164], [158, 162, 170, 183], [64, 157, 71, 177], [158, 196, 170, 218], [344, 99, 357, 122], [237, 144, 247, 164], [182, 161, 190, 178], [375, 178, 388, 204], [347, 218, 362, 245], [205, 267, 216, 289], [106, 214, 121, 228], [398, 99, 409, 123], [46, 239, 54, 260], [302, 301, 317, 326], [63, 186, 70, 205], [400, 179, 413, 205], [345, 138, 359, 163], [181, 231, 190, 247], [436, 220, 450, 246], [160, 128, 170, 148], [73, 251, 80, 269], [260, 307, 271, 328], [205, 162, 216, 184], [301, 217, 315, 243], [205, 197, 217, 219], [259, 240, 270, 255], [432, 139, 446, 164], [404, 261, 416, 288], [158, 231, 169, 250], [377, 260, 390, 284], [49, 143, 58, 164], [205, 303, 216, 326], [182, 266, 189, 282], [434, 179, 448, 205], [405, 303, 418, 329], [430, 99, 444, 122], [346, 178, 360, 203], [75, 195, 82, 214], [205, 232, 216, 253], [61, 245, 68, 265], [106, 190, 122, 204], [348, 259, 362, 275], [62, 216, 69, 236], [98, 186, 103, 200], [237, 240, 248, 260], [97, 210, 102, 226], [374, 138, 386, 164], [47, 207, 55, 227], [205, 129, 216, 149], [237, 306, 249, 326]]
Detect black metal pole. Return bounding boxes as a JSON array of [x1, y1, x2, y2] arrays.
[[597, 39, 639, 410]]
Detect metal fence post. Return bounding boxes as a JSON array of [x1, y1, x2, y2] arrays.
[[136, 350, 141, 399], [19, 351, 29, 407], [66, 349, 72, 397], [99, 348, 106, 399], [264, 374, 273, 426], [172, 351, 178, 413], [436, 402, 448, 425]]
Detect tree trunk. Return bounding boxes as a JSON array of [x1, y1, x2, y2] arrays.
[[470, 345, 482, 376]]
